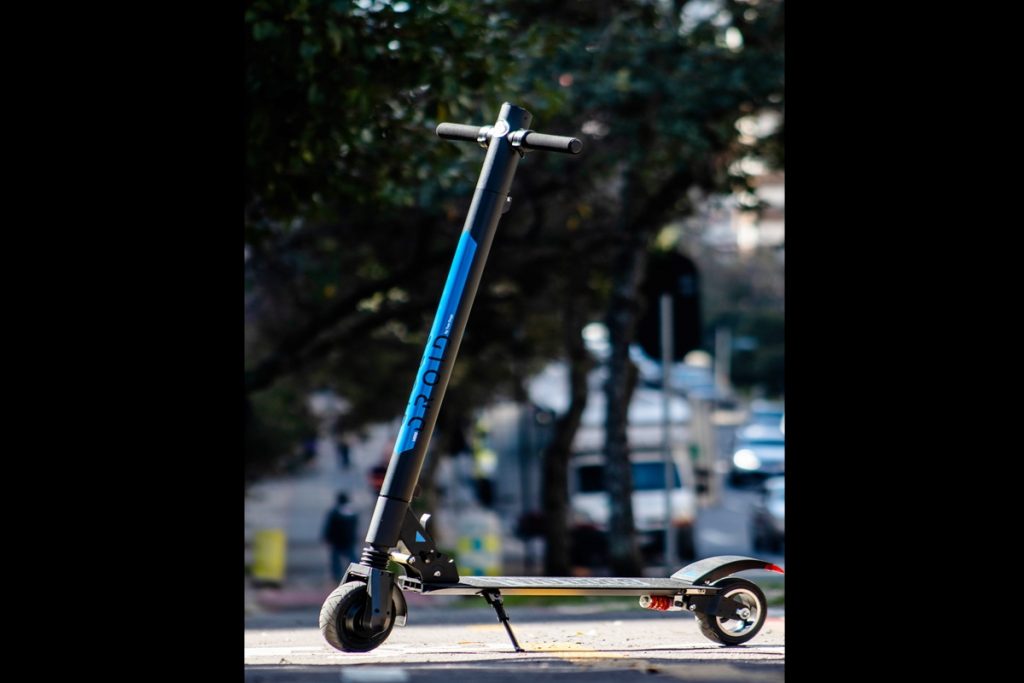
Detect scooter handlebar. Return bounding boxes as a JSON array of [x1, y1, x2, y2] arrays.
[[435, 122, 483, 142], [520, 131, 583, 154], [436, 122, 582, 154]]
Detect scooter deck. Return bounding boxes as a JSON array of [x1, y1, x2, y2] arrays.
[[403, 575, 694, 596]]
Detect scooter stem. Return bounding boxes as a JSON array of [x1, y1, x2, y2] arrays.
[[360, 103, 580, 560]]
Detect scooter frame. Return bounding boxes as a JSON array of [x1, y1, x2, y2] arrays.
[[319, 102, 783, 653]]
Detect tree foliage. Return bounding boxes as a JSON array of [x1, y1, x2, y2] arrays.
[[244, 0, 554, 479], [243, 0, 785, 542], [495, 0, 784, 573]]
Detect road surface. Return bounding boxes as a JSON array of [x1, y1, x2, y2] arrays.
[[245, 600, 784, 682]]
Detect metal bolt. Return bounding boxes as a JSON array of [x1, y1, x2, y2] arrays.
[[738, 608, 751, 619], [425, 558, 431, 563], [687, 603, 696, 611], [433, 570, 441, 577], [408, 557, 416, 564]]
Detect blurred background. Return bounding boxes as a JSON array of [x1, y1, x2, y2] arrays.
[[244, 0, 784, 611]]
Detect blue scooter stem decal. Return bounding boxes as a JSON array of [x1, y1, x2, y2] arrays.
[[394, 230, 478, 454]]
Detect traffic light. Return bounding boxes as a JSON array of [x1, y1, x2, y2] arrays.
[[635, 251, 701, 361]]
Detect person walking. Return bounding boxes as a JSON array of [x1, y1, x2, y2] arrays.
[[321, 492, 359, 584]]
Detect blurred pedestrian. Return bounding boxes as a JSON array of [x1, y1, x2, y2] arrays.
[[321, 492, 359, 584], [335, 438, 351, 470]]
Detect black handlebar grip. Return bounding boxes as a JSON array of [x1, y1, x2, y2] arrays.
[[436, 123, 483, 142], [436, 122, 583, 154], [521, 131, 582, 154]]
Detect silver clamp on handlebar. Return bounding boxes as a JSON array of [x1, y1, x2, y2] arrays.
[[508, 129, 531, 157], [477, 126, 491, 149]]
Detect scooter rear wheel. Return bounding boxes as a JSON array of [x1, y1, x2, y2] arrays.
[[694, 577, 767, 646], [319, 581, 396, 652]]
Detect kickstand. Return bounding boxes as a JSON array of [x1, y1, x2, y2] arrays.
[[482, 590, 525, 653]]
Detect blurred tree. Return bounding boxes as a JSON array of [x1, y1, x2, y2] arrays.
[[244, 0, 784, 574], [244, 375, 317, 483], [244, 0, 559, 473], [495, 0, 784, 574], [246, 0, 516, 395]]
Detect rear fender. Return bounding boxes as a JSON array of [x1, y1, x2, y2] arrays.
[[671, 555, 784, 586]]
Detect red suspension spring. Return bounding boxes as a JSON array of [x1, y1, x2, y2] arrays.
[[639, 595, 672, 611]]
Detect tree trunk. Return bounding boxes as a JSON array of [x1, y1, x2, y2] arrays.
[[603, 245, 649, 576], [603, 160, 699, 575], [603, 163, 653, 576], [541, 293, 594, 576]]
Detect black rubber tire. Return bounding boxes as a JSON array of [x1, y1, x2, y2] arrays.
[[319, 581, 396, 653], [694, 577, 767, 646]]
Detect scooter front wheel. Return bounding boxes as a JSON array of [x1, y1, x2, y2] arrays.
[[694, 577, 767, 646], [319, 581, 396, 652]]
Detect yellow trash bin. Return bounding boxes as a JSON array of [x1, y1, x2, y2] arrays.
[[455, 510, 501, 576], [251, 529, 286, 586]]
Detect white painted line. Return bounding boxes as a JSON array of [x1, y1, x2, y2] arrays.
[[244, 647, 325, 656], [340, 669, 410, 683]]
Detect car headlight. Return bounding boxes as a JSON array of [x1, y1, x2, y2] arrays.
[[733, 449, 761, 471]]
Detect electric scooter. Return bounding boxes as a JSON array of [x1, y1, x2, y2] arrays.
[[319, 102, 784, 653]]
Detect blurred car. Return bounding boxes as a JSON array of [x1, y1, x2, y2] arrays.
[[569, 452, 697, 565], [746, 400, 784, 428], [629, 345, 736, 408], [750, 476, 785, 553], [729, 423, 785, 486]]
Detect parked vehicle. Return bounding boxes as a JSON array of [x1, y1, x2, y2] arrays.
[[727, 400, 785, 487], [750, 476, 785, 553], [746, 400, 784, 428], [569, 451, 697, 565], [728, 424, 785, 486]]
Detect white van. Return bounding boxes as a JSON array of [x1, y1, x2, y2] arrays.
[[568, 450, 697, 564], [525, 360, 698, 565]]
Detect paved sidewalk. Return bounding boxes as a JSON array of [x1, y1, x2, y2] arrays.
[[245, 603, 784, 682]]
